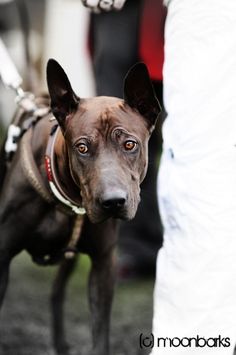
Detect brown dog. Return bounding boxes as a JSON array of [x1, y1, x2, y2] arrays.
[[0, 59, 161, 355]]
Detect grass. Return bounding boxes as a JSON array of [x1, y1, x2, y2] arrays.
[[0, 252, 154, 355]]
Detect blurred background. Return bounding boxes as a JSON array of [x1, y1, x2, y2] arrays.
[[0, 0, 94, 129], [0, 1, 165, 354]]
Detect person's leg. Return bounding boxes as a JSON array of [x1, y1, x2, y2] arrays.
[[152, 0, 236, 353], [91, 0, 141, 97]]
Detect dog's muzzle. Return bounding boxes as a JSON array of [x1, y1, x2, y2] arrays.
[[87, 188, 130, 222]]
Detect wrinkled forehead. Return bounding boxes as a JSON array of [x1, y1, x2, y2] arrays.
[[68, 96, 149, 139]]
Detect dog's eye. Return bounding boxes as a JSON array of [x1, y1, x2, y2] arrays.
[[124, 140, 137, 151], [77, 143, 88, 154]]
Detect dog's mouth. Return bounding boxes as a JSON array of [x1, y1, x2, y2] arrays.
[[85, 205, 134, 224]]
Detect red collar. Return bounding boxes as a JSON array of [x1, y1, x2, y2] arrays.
[[44, 125, 86, 215]]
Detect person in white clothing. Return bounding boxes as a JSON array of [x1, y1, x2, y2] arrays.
[[151, 0, 236, 354]]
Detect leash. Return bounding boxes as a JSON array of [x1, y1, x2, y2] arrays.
[[0, 37, 23, 93], [20, 127, 53, 204], [64, 215, 84, 259], [0, 37, 45, 158]]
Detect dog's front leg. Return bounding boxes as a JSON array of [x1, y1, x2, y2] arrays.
[[88, 247, 116, 355], [51, 257, 78, 355]]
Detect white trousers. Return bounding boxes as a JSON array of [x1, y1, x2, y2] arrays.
[[151, 0, 236, 354]]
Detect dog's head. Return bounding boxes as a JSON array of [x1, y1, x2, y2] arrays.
[[47, 59, 161, 223]]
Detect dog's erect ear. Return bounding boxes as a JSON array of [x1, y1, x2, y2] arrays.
[[46, 59, 79, 128], [124, 63, 161, 130]]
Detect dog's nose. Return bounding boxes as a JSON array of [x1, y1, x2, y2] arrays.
[[100, 190, 127, 211], [102, 197, 126, 210]]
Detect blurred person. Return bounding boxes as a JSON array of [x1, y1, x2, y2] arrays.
[[84, 0, 166, 279], [151, 1, 236, 354], [43, 0, 94, 98]]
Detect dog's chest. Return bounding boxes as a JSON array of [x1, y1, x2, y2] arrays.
[[25, 208, 74, 264]]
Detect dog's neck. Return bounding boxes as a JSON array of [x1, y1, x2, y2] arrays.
[[53, 129, 82, 206]]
